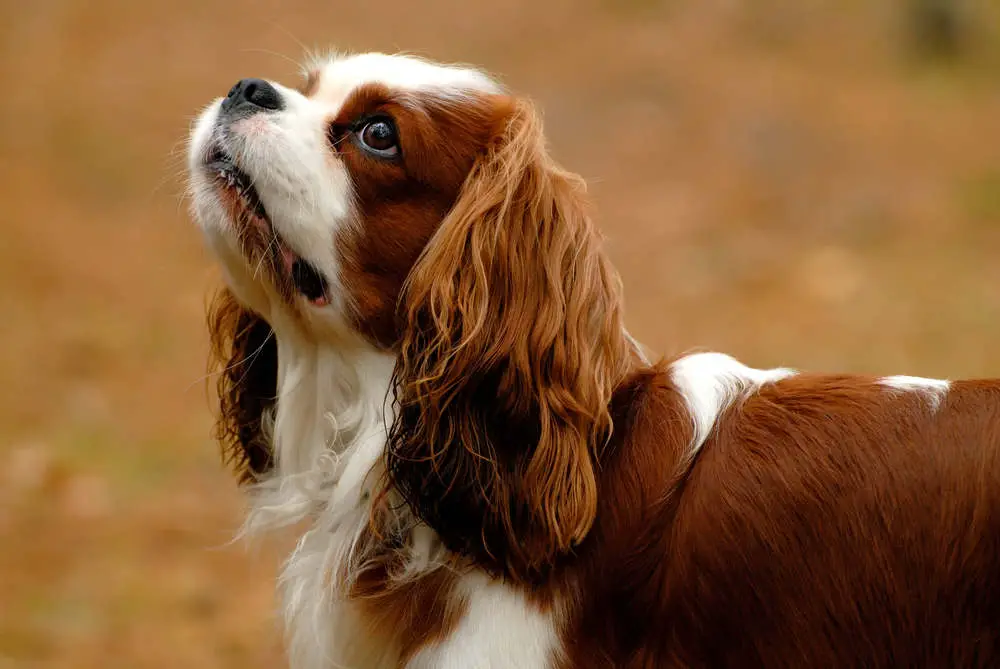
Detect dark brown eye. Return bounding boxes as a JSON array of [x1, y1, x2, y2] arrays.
[[356, 118, 399, 157]]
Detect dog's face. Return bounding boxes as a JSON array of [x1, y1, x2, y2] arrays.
[[190, 52, 634, 578], [188, 53, 506, 344]]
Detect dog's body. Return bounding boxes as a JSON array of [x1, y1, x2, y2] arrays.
[[187, 52, 1000, 668]]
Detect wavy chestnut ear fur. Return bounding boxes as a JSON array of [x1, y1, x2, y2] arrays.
[[207, 288, 277, 483], [386, 99, 634, 580]]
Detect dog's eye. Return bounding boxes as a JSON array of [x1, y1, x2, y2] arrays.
[[356, 118, 399, 157]]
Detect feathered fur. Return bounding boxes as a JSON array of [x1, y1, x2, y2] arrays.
[[207, 287, 277, 482], [386, 99, 635, 580]]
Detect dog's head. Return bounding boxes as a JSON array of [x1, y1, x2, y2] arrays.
[[188, 53, 634, 578]]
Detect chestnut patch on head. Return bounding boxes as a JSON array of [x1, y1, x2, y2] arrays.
[[333, 83, 512, 347]]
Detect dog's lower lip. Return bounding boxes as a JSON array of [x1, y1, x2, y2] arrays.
[[207, 150, 267, 219], [207, 146, 329, 307]]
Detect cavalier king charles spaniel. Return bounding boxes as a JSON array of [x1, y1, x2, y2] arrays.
[[187, 52, 1000, 668]]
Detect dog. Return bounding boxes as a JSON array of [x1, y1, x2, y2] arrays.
[[187, 51, 1000, 668]]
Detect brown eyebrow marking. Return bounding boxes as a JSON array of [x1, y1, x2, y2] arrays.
[[299, 69, 320, 97], [331, 83, 395, 126]]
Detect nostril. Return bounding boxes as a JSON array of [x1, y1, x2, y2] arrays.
[[221, 78, 283, 114], [244, 78, 282, 111]]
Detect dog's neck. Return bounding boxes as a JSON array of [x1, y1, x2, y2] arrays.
[[241, 328, 394, 532], [239, 328, 441, 667]]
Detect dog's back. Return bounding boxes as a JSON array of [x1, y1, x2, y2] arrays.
[[567, 366, 1000, 668]]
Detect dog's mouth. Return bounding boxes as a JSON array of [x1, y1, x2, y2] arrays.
[[206, 147, 329, 306]]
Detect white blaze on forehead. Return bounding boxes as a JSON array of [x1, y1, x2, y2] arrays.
[[671, 352, 797, 457], [878, 375, 950, 410], [306, 52, 503, 108]]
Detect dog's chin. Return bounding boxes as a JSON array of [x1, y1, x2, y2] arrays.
[[205, 147, 330, 307]]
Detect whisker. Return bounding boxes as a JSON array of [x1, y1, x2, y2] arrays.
[[239, 46, 303, 71], [268, 24, 315, 69], [253, 225, 282, 282], [184, 327, 275, 393]]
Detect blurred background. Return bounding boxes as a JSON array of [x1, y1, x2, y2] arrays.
[[2, 0, 999, 666]]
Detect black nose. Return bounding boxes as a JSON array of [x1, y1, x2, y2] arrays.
[[221, 78, 283, 114]]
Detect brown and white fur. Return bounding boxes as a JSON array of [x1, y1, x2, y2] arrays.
[[187, 52, 1000, 668]]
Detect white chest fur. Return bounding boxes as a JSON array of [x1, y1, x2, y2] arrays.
[[240, 337, 561, 669], [407, 574, 561, 669], [241, 337, 397, 668]]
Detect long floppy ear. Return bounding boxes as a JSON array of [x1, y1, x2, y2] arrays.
[[386, 98, 634, 580], [207, 287, 278, 483]]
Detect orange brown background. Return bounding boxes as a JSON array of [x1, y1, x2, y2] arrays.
[[2, 1, 998, 667]]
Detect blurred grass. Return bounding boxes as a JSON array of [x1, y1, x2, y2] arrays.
[[961, 169, 1000, 221], [2, 0, 1000, 667]]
